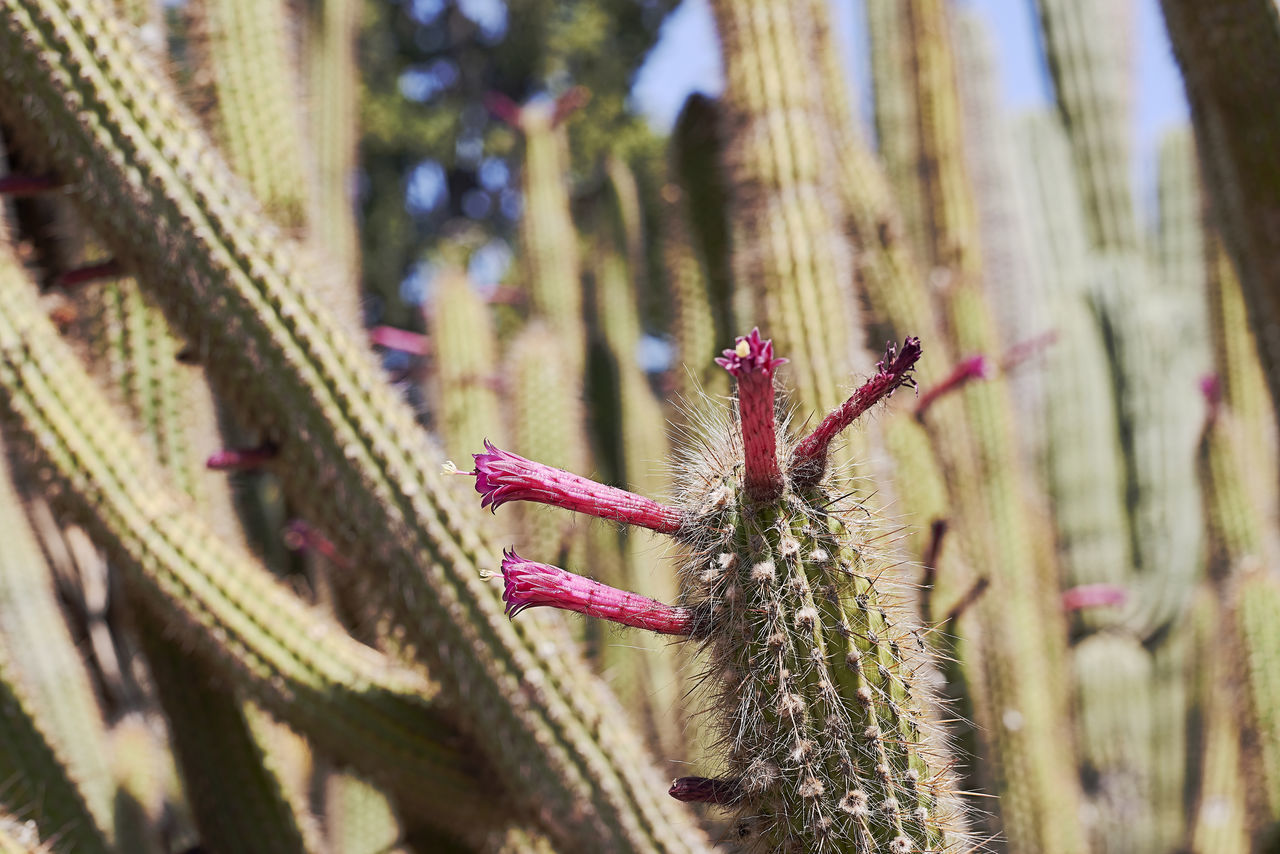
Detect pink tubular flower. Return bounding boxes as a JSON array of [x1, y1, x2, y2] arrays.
[[914, 353, 988, 418], [790, 338, 922, 487], [500, 549, 694, 635], [717, 329, 788, 502], [369, 325, 431, 356], [668, 776, 744, 805], [206, 442, 278, 471], [472, 440, 684, 535], [1061, 584, 1127, 613]]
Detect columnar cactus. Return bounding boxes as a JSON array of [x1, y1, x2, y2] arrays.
[[475, 330, 966, 853]]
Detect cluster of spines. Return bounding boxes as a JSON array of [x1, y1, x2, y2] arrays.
[[477, 330, 957, 852]]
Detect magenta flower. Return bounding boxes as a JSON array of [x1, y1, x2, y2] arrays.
[[500, 549, 695, 635], [1060, 583, 1128, 613], [667, 776, 744, 805], [206, 442, 278, 472], [790, 337, 922, 487], [716, 328, 788, 502], [472, 440, 684, 534], [914, 352, 988, 418]]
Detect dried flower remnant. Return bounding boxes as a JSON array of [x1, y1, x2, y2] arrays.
[[472, 331, 964, 853]]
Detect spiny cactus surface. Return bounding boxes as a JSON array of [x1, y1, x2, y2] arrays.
[[475, 330, 965, 853]]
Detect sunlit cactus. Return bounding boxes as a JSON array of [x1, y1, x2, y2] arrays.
[[475, 330, 966, 853]]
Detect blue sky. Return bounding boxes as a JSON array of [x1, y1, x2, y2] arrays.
[[631, 0, 1188, 202]]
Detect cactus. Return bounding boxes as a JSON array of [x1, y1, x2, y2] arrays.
[[0, 447, 115, 835], [1032, 0, 1139, 252], [709, 0, 866, 433], [0, 645, 110, 854], [1160, 0, 1280, 441], [428, 267, 503, 462], [0, 5, 708, 849], [476, 330, 965, 852]]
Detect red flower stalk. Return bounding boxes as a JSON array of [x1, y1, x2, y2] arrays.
[[667, 776, 744, 805], [369, 325, 431, 356], [0, 174, 60, 196], [472, 440, 684, 535], [283, 520, 349, 569], [1061, 583, 1127, 613], [501, 549, 694, 635], [206, 442, 278, 471], [58, 260, 124, 289], [1201, 373, 1223, 425], [717, 328, 788, 502], [914, 352, 987, 418], [790, 337, 922, 488]]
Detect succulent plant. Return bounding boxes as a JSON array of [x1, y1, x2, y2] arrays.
[[473, 329, 966, 853]]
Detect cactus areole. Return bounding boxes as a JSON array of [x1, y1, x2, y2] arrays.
[[472, 331, 962, 852]]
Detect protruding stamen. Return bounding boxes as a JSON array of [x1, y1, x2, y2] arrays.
[[717, 329, 787, 502], [472, 440, 684, 535], [914, 353, 987, 418], [1061, 583, 1127, 613], [58, 260, 124, 289], [668, 776, 744, 805], [791, 338, 921, 487], [500, 549, 693, 635], [206, 442, 278, 472], [0, 174, 60, 196], [369, 325, 430, 356]]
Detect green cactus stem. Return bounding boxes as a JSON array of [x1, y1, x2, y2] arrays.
[[1160, 0, 1280, 453], [0, 6, 709, 847], [1032, 0, 1139, 252], [0, 447, 115, 835], [668, 93, 733, 401], [0, 237, 509, 842], [187, 0, 309, 229], [0, 646, 110, 854], [427, 267, 502, 462], [708, 0, 866, 433], [1187, 588, 1250, 854], [478, 331, 967, 853], [501, 92, 588, 368]]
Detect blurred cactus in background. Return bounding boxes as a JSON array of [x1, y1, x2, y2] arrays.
[[0, 0, 1279, 852]]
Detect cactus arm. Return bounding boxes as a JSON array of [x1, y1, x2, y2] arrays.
[[0, 648, 110, 854], [1032, 0, 1138, 251], [1159, 0, 1280, 449], [304, 0, 361, 285], [0, 241, 512, 840], [187, 0, 309, 229], [0, 450, 115, 835], [666, 95, 732, 401], [427, 268, 502, 462], [708, 0, 866, 427], [134, 618, 315, 854], [0, 5, 708, 849], [516, 103, 586, 367]]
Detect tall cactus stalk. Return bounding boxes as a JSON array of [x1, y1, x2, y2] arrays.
[[708, 0, 866, 433], [1159, 0, 1280, 457], [0, 4, 709, 849]]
